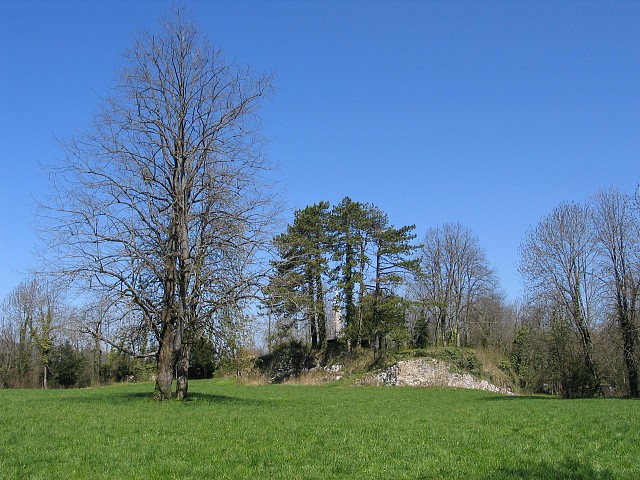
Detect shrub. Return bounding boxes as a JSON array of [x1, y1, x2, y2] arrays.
[[439, 347, 482, 375], [50, 342, 86, 388], [189, 337, 216, 379]]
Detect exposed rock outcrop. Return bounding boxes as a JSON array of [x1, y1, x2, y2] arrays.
[[362, 358, 513, 395]]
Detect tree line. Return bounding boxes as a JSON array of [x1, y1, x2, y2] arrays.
[[0, 9, 637, 399]]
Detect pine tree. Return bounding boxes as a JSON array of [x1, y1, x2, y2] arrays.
[[328, 197, 374, 347], [370, 221, 420, 350], [267, 202, 330, 349]]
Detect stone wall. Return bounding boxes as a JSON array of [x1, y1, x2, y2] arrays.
[[363, 358, 513, 395]]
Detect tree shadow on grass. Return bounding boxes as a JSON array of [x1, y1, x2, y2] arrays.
[[180, 392, 271, 406], [55, 389, 272, 406], [495, 457, 615, 480], [111, 390, 273, 406], [483, 393, 640, 401], [480, 394, 558, 401]]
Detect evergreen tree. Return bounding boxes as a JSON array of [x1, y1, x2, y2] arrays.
[[329, 197, 419, 349], [328, 197, 374, 347], [369, 220, 420, 350], [267, 202, 330, 348]]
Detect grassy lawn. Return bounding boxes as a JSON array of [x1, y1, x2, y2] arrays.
[[0, 380, 638, 479]]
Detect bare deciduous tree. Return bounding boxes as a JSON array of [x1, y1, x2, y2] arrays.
[[42, 10, 276, 400], [520, 202, 601, 396], [415, 223, 497, 347], [592, 188, 640, 397], [0, 277, 61, 389]]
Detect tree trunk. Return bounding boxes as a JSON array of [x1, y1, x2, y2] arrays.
[[578, 324, 601, 395], [438, 310, 447, 346], [310, 318, 318, 349], [620, 314, 639, 397], [373, 250, 382, 351], [94, 329, 102, 384], [344, 244, 355, 333], [316, 274, 326, 346], [356, 242, 366, 348], [308, 275, 318, 349], [176, 342, 190, 400], [154, 326, 177, 401]]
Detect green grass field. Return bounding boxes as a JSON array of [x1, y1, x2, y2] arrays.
[[1, 380, 638, 479]]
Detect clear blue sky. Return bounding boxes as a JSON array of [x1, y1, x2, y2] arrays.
[[1, 0, 639, 303]]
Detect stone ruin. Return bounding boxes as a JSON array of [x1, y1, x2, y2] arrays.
[[362, 358, 514, 395]]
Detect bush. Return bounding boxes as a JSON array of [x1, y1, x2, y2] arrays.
[[189, 337, 216, 379], [439, 347, 482, 374], [50, 342, 86, 388], [97, 351, 154, 384]]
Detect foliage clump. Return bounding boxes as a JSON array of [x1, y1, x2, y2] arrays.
[[50, 342, 85, 388]]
